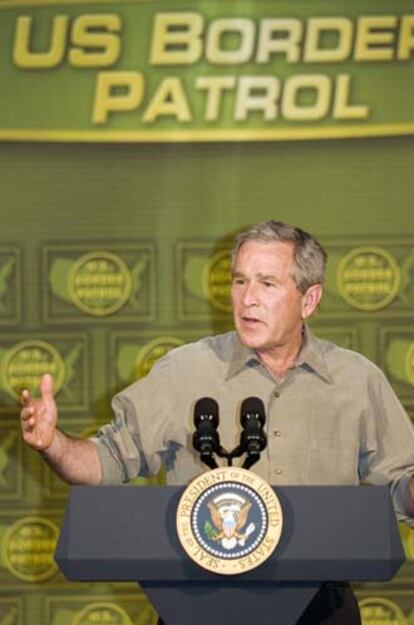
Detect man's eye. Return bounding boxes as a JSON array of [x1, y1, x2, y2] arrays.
[[263, 281, 274, 287]]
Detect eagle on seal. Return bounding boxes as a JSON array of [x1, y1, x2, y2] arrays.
[[207, 498, 253, 549]]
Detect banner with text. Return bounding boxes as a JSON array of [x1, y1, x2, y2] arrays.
[[1, 0, 414, 142]]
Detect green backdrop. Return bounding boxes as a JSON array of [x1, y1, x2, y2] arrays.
[[0, 1, 414, 624]]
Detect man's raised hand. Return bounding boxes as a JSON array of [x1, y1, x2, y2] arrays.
[[20, 374, 57, 451]]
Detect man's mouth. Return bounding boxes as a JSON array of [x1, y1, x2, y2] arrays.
[[241, 316, 262, 325]]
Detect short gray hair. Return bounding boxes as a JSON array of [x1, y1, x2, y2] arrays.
[[232, 220, 327, 294]]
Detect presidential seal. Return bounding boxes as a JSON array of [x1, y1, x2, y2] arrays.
[[176, 467, 283, 575]]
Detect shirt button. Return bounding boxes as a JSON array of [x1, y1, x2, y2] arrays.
[[273, 391, 280, 398], [274, 468, 282, 475], [273, 430, 281, 437]]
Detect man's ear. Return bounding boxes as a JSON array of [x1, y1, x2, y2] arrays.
[[301, 284, 323, 319]]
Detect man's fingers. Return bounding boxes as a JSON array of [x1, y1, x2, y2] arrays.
[[22, 418, 35, 431], [20, 389, 31, 405], [21, 405, 34, 420], [40, 374, 54, 400], [20, 378, 55, 452]]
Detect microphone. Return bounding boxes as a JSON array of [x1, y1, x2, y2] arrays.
[[192, 397, 220, 469], [240, 397, 267, 469]]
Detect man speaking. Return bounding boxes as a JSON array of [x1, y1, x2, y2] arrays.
[[20, 221, 414, 625]]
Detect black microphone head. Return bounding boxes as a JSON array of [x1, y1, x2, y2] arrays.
[[193, 397, 219, 429], [240, 397, 266, 428]]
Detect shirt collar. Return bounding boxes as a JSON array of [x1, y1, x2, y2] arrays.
[[226, 326, 333, 384], [226, 335, 260, 380], [296, 326, 333, 384]]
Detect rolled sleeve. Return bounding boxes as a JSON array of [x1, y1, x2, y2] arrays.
[[90, 435, 126, 485], [89, 351, 181, 485], [360, 365, 414, 526]]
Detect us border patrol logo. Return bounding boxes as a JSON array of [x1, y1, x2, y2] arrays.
[[177, 467, 283, 575], [202, 249, 232, 313], [2, 516, 59, 582], [2, 340, 65, 400], [337, 246, 401, 311], [359, 597, 407, 625], [68, 251, 132, 316]]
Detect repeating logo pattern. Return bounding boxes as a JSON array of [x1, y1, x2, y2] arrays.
[[177, 239, 414, 322], [0, 334, 88, 412], [118, 336, 185, 382], [68, 252, 133, 316], [176, 242, 233, 321], [43, 243, 156, 323], [359, 597, 408, 625], [0, 248, 21, 326], [45, 595, 156, 625], [72, 602, 134, 625], [379, 328, 414, 407], [1, 517, 59, 582], [0, 426, 22, 500], [202, 249, 232, 314], [2, 340, 65, 401], [337, 247, 401, 311]]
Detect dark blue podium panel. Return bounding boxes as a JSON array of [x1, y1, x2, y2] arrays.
[[55, 485, 404, 583]]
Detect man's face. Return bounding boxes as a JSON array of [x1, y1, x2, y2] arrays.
[[231, 240, 306, 354]]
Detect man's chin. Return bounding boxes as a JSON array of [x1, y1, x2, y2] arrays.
[[236, 330, 263, 350]]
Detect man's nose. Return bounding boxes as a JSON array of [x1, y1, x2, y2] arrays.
[[242, 283, 259, 306]]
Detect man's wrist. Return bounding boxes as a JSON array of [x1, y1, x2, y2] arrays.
[[38, 428, 61, 458]]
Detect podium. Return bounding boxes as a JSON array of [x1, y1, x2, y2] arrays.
[[55, 485, 404, 625]]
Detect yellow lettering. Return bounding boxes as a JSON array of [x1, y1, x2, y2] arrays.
[[196, 76, 236, 121], [149, 12, 203, 65], [69, 14, 122, 67], [354, 16, 397, 61], [332, 74, 369, 120], [304, 17, 353, 62], [398, 15, 414, 60], [257, 19, 303, 63], [206, 18, 254, 64], [235, 76, 280, 120], [282, 75, 331, 121], [143, 77, 192, 122], [13, 15, 68, 68], [93, 71, 144, 124]]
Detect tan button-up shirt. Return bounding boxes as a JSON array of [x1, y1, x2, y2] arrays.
[[92, 329, 414, 526]]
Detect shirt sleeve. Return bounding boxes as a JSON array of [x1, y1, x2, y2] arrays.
[[90, 351, 181, 485], [359, 364, 414, 527]]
